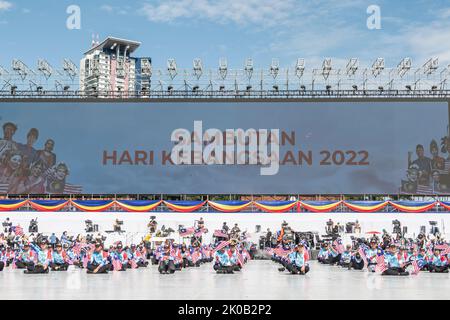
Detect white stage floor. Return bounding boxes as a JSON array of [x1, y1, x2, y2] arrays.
[[1, 260, 449, 300]]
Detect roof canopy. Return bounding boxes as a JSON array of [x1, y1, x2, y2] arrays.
[[84, 36, 141, 55]]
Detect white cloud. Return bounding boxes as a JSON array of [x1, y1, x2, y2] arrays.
[[140, 0, 297, 26], [0, 1, 12, 11], [100, 5, 113, 13], [101, 4, 128, 15]]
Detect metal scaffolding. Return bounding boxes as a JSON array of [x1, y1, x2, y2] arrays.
[[1, 57, 450, 99]]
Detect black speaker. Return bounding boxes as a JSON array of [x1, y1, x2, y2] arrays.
[[420, 226, 426, 234]]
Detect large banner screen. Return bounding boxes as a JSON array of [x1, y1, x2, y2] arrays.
[[0, 101, 447, 194]]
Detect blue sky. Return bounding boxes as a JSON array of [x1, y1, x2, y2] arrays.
[[0, 0, 450, 70]]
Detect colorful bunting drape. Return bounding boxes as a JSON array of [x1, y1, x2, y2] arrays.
[[253, 201, 297, 213], [300, 200, 342, 212], [116, 200, 161, 212], [0, 199, 444, 213], [208, 201, 252, 212], [0, 199, 28, 211], [29, 200, 69, 212], [389, 201, 437, 213], [439, 201, 450, 211], [343, 201, 388, 213], [71, 200, 115, 212], [163, 200, 206, 213]]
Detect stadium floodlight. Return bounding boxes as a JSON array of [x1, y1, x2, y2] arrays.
[[12, 59, 33, 80], [371, 58, 385, 77], [439, 64, 450, 90], [244, 58, 254, 80], [140, 58, 152, 77], [0, 65, 8, 77], [322, 58, 332, 80], [345, 58, 359, 76], [63, 59, 78, 80], [295, 58, 305, 78], [218, 58, 228, 80], [193, 58, 203, 80], [423, 57, 438, 75], [270, 58, 279, 79], [397, 58, 411, 78], [167, 59, 177, 80], [37, 59, 53, 80]]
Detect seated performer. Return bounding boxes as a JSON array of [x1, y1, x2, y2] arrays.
[[228, 242, 240, 271], [128, 244, 148, 268], [415, 248, 429, 271], [181, 243, 193, 268], [15, 243, 35, 269], [158, 244, 176, 274], [87, 243, 110, 274], [317, 243, 329, 264], [282, 244, 309, 275], [0, 245, 5, 271], [327, 242, 341, 265], [25, 239, 51, 274], [213, 247, 234, 274], [429, 248, 449, 273], [110, 243, 128, 271], [339, 245, 353, 267], [349, 251, 364, 270], [365, 238, 379, 272], [382, 244, 409, 276], [50, 243, 69, 271]]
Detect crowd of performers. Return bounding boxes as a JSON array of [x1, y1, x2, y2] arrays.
[[316, 232, 450, 276], [0, 219, 254, 275], [266, 221, 450, 276], [0, 234, 151, 274]]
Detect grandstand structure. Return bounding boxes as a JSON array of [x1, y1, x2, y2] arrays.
[[0, 37, 449, 99]]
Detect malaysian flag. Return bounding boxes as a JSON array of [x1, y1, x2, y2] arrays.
[[438, 160, 450, 175], [333, 239, 345, 254], [442, 246, 450, 256], [375, 254, 387, 274], [304, 250, 310, 262], [72, 243, 82, 256], [63, 183, 83, 194], [212, 240, 230, 253], [237, 251, 244, 267], [112, 258, 122, 271], [82, 255, 89, 268], [274, 246, 291, 257], [194, 228, 206, 237], [130, 259, 138, 269], [14, 225, 23, 236], [179, 227, 195, 237], [0, 183, 9, 194], [435, 244, 449, 251], [358, 247, 368, 267], [411, 260, 420, 275], [191, 251, 200, 264], [213, 230, 229, 239], [265, 248, 274, 256], [416, 184, 434, 195]]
